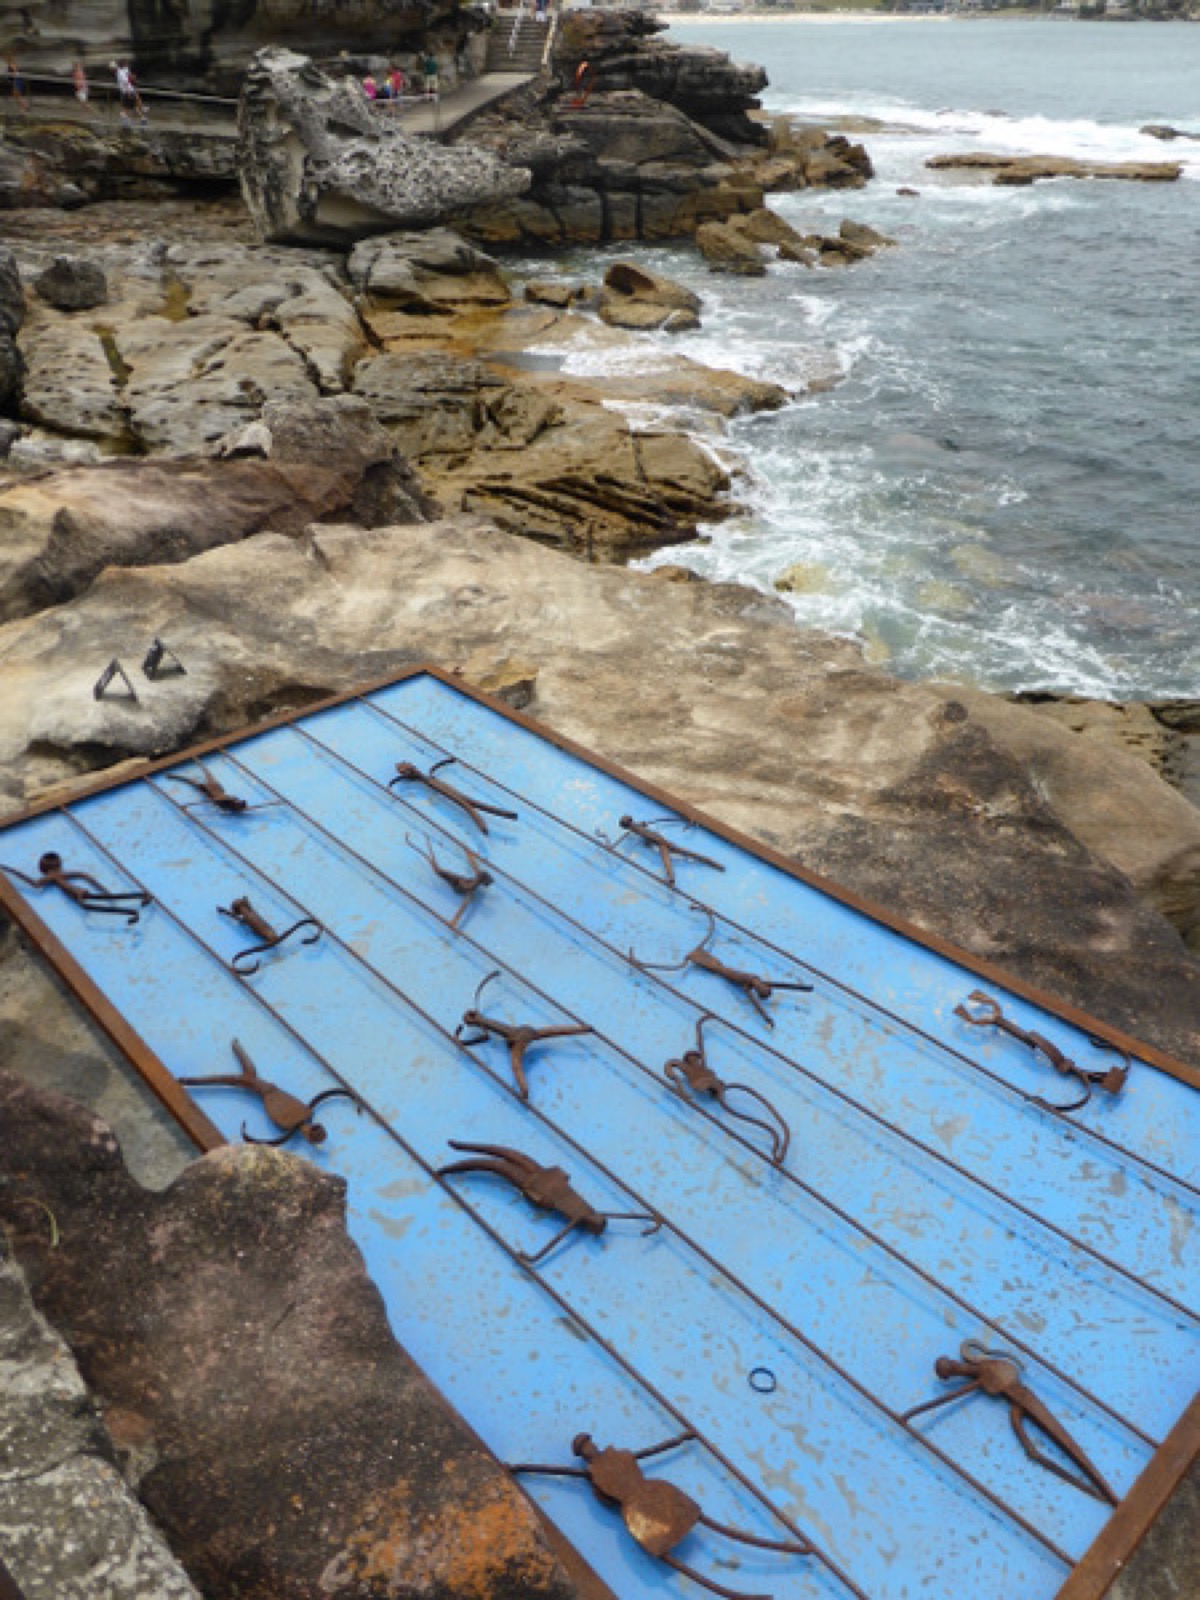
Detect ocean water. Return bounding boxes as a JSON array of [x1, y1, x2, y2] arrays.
[[532, 20, 1200, 698]]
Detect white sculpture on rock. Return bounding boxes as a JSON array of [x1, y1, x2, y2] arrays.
[[237, 48, 531, 246]]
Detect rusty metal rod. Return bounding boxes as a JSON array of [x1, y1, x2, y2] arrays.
[[275, 724, 1169, 1450], [121, 782, 1091, 1557], [362, 700, 1190, 1204], [60, 804, 865, 1600]]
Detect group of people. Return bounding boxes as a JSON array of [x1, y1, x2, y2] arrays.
[[5, 56, 146, 123], [361, 54, 439, 104]]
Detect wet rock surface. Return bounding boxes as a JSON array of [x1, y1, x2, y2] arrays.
[[927, 152, 1183, 184], [0, 1074, 580, 1600]]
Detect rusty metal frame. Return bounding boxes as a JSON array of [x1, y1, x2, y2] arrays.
[[1, 660, 1197, 1600]]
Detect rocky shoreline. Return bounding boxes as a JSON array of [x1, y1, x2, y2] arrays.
[[1, 14, 1199, 1598]]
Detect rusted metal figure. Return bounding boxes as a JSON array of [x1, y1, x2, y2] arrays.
[[218, 894, 321, 975], [955, 990, 1130, 1113], [604, 814, 726, 889], [408, 832, 493, 931], [93, 657, 138, 702], [142, 637, 186, 680], [0, 851, 150, 924], [456, 970, 593, 1100], [165, 764, 278, 815], [510, 1429, 812, 1600], [664, 1014, 791, 1166], [630, 910, 812, 1029], [179, 1038, 359, 1147], [389, 757, 518, 836], [437, 1139, 661, 1263], [900, 1339, 1118, 1505]]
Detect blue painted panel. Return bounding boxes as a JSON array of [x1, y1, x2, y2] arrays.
[[2, 669, 1197, 1600]]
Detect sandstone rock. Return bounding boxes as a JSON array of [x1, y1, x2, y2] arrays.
[[696, 218, 766, 276], [0, 1245, 202, 1600], [839, 218, 896, 251], [0, 1075, 579, 1600], [553, 9, 766, 144], [33, 257, 108, 312], [598, 261, 701, 332], [0, 519, 1195, 1065], [19, 323, 127, 445], [238, 48, 531, 246], [0, 249, 25, 337], [353, 349, 563, 459], [927, 153, 1182, 184], [1140, 124, 1199, 141], [348, 228, 511, 312], [525, 281, 588, 309], [0, 397, 432, 622]]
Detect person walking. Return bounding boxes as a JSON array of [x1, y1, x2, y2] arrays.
[[7, 58, 29, 114], [422, 51, 438, 100], [112, 59, 146, 125], [72, 60, 90, 111]]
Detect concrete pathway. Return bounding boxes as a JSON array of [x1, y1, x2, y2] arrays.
[[375, 70, 536, 138]]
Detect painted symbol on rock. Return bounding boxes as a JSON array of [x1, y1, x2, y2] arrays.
[[629, 908, 813, 1029], [954, 990, 1130, 1113], [437, 1139, 661, 1264], [456, 970, 593, 1099], [510, 1429, 812, 1600], [0, 851, 150, 924], [178, 1039, 361, 1147], [900, 1339, 1118, 1505]]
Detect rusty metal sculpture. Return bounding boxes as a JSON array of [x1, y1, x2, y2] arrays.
[[630, 910, 813, 1029], [900, 1339, 1118, 1505], [437, 1140, 661, 1263], [179, 1039, 360, 1147], [142, 638, 187, 680], [664, 1015, 791, 1166], [603, 814, 726, 889], [954, 991, 1130, 1113], [510, 1430, 812, 1600], [456, 971, 593, 1100], [93, 657, 138, 703], [218, 894, 321, 975], [0, 851, 150, 924], [389, 756, 518, 835], [408, 832, 493, 931], [165, 764, 278, 815]]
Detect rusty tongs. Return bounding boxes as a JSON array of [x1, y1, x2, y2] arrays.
[[955, 990, 1130, 1113], [901, 1338, 1117, 1505], [664, 1014, 791, 1166]]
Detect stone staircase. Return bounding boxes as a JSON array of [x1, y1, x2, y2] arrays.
[[486, 14, 549, 73]]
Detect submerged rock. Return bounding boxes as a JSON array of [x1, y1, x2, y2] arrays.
[[927, 152, 1183, 184], [237, 48, 531, 246]]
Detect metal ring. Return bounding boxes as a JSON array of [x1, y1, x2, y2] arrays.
[[748, 1367, 777, 1394]]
